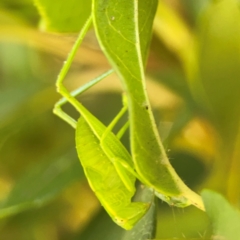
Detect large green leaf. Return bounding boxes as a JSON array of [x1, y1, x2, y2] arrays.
[[0, 150, 83, 218], [202, 189, 240, 240], [93, 0, 203, 209], [33, 0, 91, 32]]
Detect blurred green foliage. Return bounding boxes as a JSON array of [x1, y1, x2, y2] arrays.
[[202, 190, 240, 240], [0, 0, 239, 239]]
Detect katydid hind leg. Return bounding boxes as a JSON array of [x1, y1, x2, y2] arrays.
[[112, 159, 135, 192], [113, 157, 146, 184], [101, 93, 129, 142], [99, 100, 149, 190], [116, 121, 129, 139]]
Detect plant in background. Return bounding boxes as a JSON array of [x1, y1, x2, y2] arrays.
[[0, 0, 240, 239]]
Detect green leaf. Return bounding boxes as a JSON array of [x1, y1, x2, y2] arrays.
[[33, 0, 91, 32], [93, 0, 203, 209], [0, 150, 84, 218], [202, 189, 240, 240]]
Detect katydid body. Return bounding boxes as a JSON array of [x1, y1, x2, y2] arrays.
[[53, 17, 149, 230], [76, 116, 149, 230], [53, 10, 202, 231]]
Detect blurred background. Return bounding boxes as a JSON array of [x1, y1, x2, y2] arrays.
[[0, 0, 239, 239]]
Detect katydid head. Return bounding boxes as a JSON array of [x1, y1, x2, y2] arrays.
[[113, 202, 150, 230]]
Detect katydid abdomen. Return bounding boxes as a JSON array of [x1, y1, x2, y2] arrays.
[[76, 117, 149, 230]]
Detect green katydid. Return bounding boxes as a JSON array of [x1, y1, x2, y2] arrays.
[[54, 8, 203, 230], [53, 16, 150, 230]]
